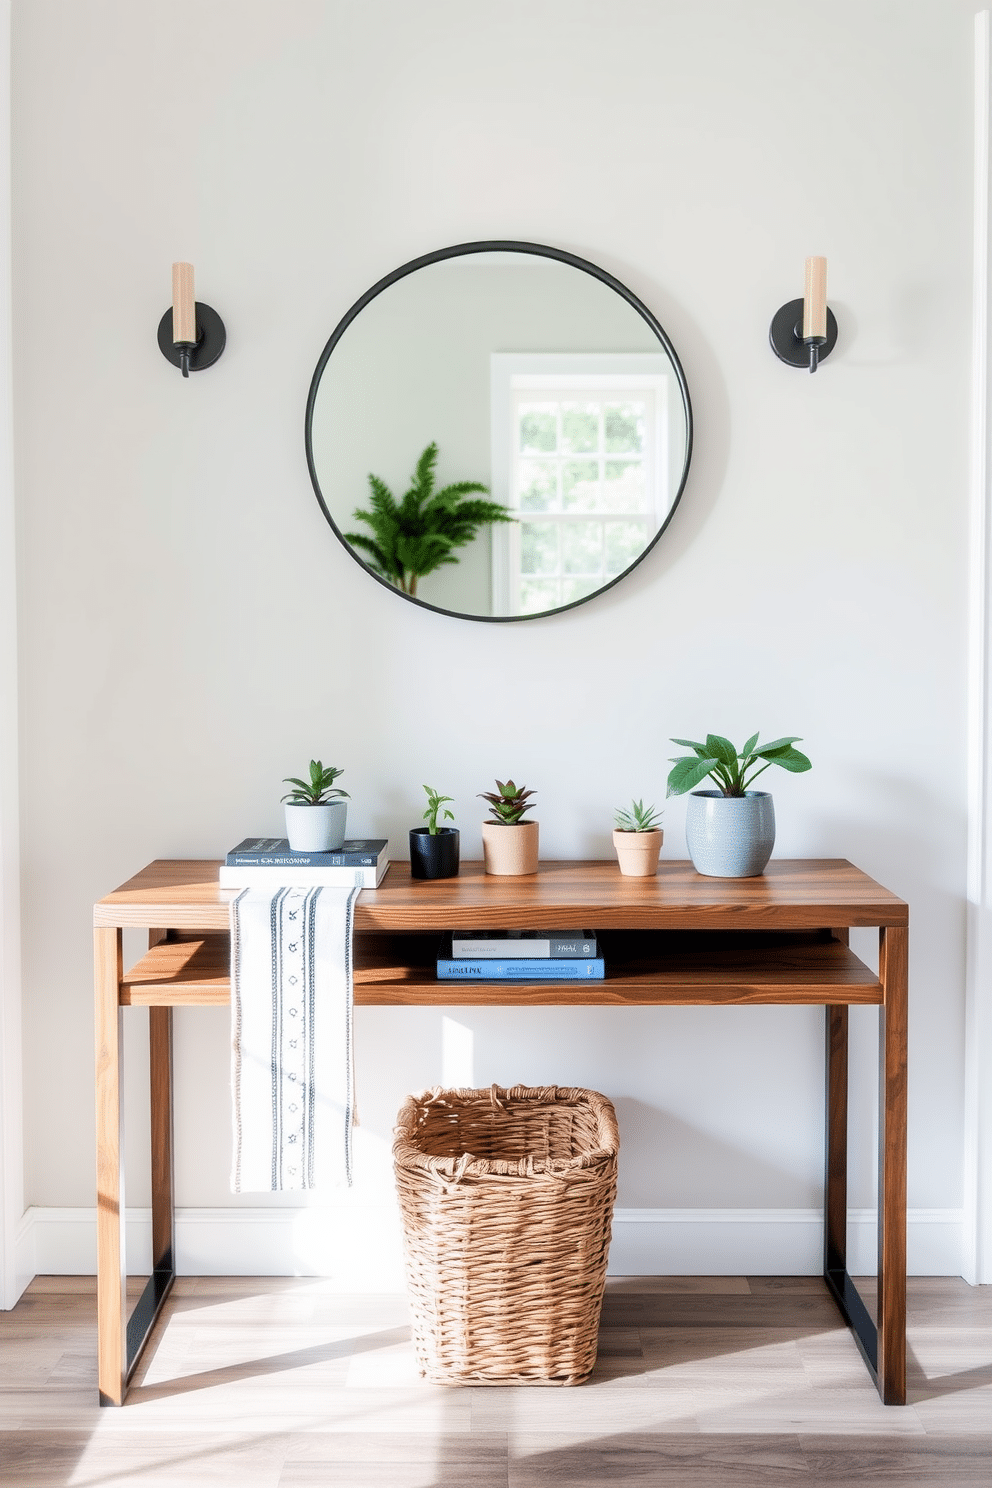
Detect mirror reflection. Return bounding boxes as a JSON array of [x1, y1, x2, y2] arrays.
[[306, 246, 692, 620]]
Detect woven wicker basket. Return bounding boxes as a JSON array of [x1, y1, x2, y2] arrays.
[[393, 1083, 619, 1386]]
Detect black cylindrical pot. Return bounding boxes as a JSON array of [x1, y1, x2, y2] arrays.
[[409, 827, 460, 879]]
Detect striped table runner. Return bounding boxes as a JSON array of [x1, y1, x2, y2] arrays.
[[230, 884, 360, 1191]]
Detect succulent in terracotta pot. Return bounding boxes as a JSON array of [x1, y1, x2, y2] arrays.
[[612, 799, 664, 877], [478, 779, 539, 875]]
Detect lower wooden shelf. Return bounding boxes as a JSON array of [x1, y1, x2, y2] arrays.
[[120, 935, 230, 1005], [120, 930, 882, 1008]]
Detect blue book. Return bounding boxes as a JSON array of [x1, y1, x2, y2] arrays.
[[436, 956, 605, 981]]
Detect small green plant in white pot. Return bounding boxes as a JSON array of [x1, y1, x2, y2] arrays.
[[613, 799, 664, 877], [410, 786, 459, 880], [281, 760, 350, 852], [667, 733, 811, 878], [478, 779, 538, 875]]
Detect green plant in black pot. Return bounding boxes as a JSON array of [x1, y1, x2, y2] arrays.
[[667, 733, 812, 878], [479, 779, 539, 875], [422, 786, 455, 834], [409, 785, 459, 880]]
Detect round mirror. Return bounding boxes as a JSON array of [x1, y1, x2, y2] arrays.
[[306, 242, 692, 621]]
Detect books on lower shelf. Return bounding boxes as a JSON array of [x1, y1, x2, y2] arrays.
[[450, 929, 598, 959], [437, 954, 605, 981], [219, 836, 390, 889]]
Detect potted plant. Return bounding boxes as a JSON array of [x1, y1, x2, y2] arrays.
[[346, 442, 515, 598], [478, 779, 539, 876], [613, 799, 664, 877], [410, 786, 460, 880], [281, 759, 350, 852], [667, 733, 812, 877]]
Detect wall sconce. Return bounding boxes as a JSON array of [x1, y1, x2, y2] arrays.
[[769, 256, 838, 373], [157, 263, 226, 377]]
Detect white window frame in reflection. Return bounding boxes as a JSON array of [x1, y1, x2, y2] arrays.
[[490, 354, 671, 617]]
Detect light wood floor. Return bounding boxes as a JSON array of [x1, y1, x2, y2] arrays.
[[1, 1274, 990, 1486]]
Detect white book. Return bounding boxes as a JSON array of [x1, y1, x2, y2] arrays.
[[219, 860, 389, 890], [450, 930, 597, 958]]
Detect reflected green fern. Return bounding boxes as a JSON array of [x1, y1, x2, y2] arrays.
[[346, 442, 514, 598]]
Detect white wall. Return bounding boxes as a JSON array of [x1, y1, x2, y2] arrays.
[[9, 0, 979, 1276]]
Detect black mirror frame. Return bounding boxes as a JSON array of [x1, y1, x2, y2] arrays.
[[305, 240, 693, 623]]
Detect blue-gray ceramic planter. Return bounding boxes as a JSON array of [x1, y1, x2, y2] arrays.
[[684, 791, 775, 878]]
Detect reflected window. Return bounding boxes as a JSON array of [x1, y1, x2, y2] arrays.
[[491, 355, 672, 616]]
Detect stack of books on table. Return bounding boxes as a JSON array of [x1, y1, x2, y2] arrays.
[[218, 838, 390, 889], [436, 930, 604, 981]]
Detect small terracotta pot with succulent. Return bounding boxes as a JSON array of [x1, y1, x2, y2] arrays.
[[612, 799, 664, 877], [478, 779, 538, 876]]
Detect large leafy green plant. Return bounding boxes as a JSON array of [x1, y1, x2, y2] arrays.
[[346, 442, 514, 597], [667, 734, 812, 798]]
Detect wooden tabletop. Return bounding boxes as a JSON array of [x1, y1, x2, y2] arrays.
[[94, 858, 907, 932]]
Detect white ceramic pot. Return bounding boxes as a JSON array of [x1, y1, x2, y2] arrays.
[[284, 800, 347, 852], [481, 820, 539, 875], [612, 828, 663, 877]]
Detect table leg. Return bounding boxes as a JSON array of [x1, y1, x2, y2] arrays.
[[149, 1003, 176, 1273], [148, 930, 175, 1280], [823, 996, 878, 1375], [94, 927, 125, 1406], [106, 999, 180, 1395], [95, 928, 178, 1406], [822, 928, 905, 1403], [824, 1002, 849, 1274], [878, 923, 908, 1405]]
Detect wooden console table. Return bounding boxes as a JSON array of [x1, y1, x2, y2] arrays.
[[94, 858, 908, 1406]]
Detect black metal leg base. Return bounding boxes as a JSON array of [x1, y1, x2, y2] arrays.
[[114, 1257, 174, 1399], [824, 1264, 879, 1389]]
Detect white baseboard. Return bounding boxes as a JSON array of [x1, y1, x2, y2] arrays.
[[608, 1207, 966, 1278], [14, 1204, 966, 1300], [28, 1205, 409, 1291]]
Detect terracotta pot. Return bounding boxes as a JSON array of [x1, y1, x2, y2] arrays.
[[612, 828, 664, 877], [481, 820, 539, 875]]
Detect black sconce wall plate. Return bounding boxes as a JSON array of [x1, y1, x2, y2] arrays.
[[769, 297, 838, 370], [157, 302, 226, 373]]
